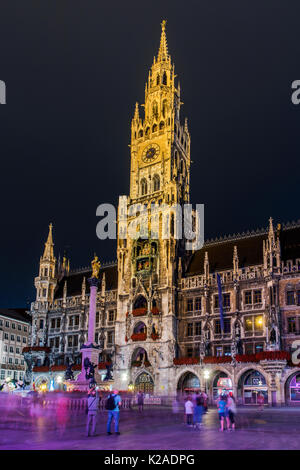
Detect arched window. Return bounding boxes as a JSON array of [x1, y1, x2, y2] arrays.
[[138, 129, 143, 138], [145, 127, 150, 137], [152, 101, 158, 119], [153, 174, 160, 192], [170, 213, 175, 237], [141, 178, 147, 196], [162, 72, 167, 85], [162, 99, 168, 118], [159, 121, 165, 130], [152, 123, 158, 133], [156, 74, 160, 85]]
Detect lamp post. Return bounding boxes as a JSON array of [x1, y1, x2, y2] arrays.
[[203, 369, 210, 397]]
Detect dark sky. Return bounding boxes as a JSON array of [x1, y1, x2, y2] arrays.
[[1, 0, 300, 307]]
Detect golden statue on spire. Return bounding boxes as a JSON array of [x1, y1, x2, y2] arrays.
[[161, 19, 167, 30], [91, 254, 101, 278]]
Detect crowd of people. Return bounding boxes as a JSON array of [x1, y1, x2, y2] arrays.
[[0, 384, 243, 436], [182, 390, 237, 432]]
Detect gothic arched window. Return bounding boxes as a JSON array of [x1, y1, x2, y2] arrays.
[[152, 101, 158, 119], [152, 123, 158, 133], [159, 121, 165, 130], [141, 178, 147, 196], [153, 174, 160, 192], [162, 72, 167, 85], [162, 99, 168, 118], [156, 74, 160, 85]]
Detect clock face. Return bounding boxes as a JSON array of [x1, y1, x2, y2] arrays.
[[142, 143, 160, 163]]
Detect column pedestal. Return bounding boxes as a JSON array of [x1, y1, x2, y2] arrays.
[[68, 276, 102, 391]]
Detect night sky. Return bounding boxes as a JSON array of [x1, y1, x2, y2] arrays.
[[1, 0, 300, 307]]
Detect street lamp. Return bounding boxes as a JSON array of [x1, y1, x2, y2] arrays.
[[203, 369, 210, 396]]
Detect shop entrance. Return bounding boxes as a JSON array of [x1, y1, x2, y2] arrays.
[[238, 369, 268, 405]]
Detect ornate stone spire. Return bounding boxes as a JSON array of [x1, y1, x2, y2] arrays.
[[101, 272, 106, 297], [268, 217, 275, 247], [233, 245, 239, 276], [42, 223, 55, 261], [81, 276, 86, 301], [134, 102, 139, 121], [157, 20, 169, 62], [204, 251, 209, 283]]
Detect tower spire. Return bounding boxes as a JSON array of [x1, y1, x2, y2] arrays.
[[42, 223, 55, 261], [133, 102, 139, 121], [157, 19, 169, 62]]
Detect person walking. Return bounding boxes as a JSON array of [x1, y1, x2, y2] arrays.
[[257, 392, 264, 411], [201, 391, 208, 413], [217, 394, 227, 432], [106, 389, 122, 435], [184, 396, 194, 427], [226, 392, 236, 431], [56, 393, 69, 437], [86, 386, 100, 437], [137, 391, 144, 412], [193, 396, 204, 430]]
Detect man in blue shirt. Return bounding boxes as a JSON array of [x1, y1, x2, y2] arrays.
[[106, 389, 122, 435], [217, 394, 227, 432]]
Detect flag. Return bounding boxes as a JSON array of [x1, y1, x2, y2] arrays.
[[217, 273, 224, 333]]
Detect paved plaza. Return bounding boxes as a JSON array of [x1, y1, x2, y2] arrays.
[[0, 404, 300, 450]]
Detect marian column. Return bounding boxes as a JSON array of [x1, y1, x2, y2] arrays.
[[75, 255, 101, 390]]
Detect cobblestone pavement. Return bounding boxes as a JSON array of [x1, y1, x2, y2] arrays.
[[1, 406, 300, 450]]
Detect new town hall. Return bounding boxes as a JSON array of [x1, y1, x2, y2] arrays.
[[26, 22, 300, 406]]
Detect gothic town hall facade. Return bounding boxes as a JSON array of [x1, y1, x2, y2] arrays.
[[27, 22, 300, 406]]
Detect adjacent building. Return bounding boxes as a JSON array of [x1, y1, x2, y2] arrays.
[[0, 309, 31, 384]]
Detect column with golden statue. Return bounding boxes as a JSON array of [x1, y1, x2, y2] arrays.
[[72, 255, 102, 390]]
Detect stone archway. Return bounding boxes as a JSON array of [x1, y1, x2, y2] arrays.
[[131, 347, 150, 367], [133, 295, 147, 310], [133, 321, 147, 335], [284, 370, 300, 406], [177, 371, 201, 395], [237, 368, 268, 405], [210, 370, 233, 402]]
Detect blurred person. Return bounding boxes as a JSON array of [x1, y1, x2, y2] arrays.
[[193, 395, 204, 430], [86, 386, 100, 437], [217, 394, 227, 432], [106, 389, 121, 435], [185, 396, 194, 427], [226, 392, 237, 431], [172, 396, 180, 422], [201, 390, 208, 413], [257, 392, 264, 411], [137, 391, 144, 412], [56, 393, 69, 437]]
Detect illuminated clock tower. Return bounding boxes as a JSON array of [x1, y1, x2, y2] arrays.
[[114, 21, 191, 395]]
